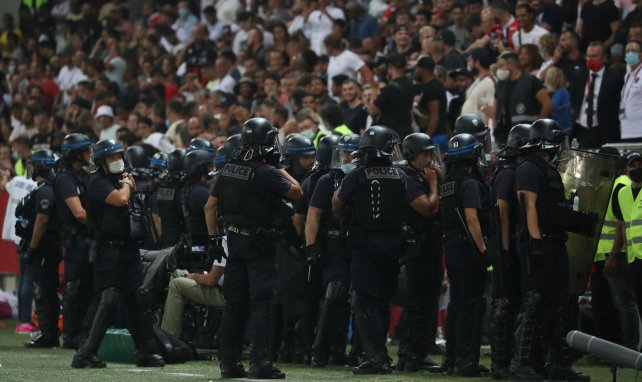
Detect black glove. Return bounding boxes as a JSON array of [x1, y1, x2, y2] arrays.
[[208, 235, 226, 262], [529, 238, 546, 257], [579, 210, 598, 236], [24, 247, 36, 264], [265, 151, 282, 167], [478, 249, 491, 267], [304, 243, 322, 265]]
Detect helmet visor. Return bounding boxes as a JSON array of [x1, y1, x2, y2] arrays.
[[331, 146, 357, 170]]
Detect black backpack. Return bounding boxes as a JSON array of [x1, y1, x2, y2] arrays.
[[152, 326, 196, 364], [14, 188, 38, 239]]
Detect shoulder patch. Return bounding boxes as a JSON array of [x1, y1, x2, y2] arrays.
[[441, 181, 455, 197], [221, 163, 254, 181], [157, 187, 175, 201], [40, 199, 50, 210], [364, 167, 402, 180]]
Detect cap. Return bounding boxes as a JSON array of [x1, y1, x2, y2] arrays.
[[469, 47, 494, 69], [416, 56, 435, 70], [626, 152, 642, 166], [96, 105, 114, 119], [233, 77, 258, 94], [387, 53, 407, 69], [449, 67, 474, 79], [436, 29, 456, 46]]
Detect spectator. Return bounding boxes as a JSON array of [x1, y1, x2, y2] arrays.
[[30, 110, 53, 151], [447, 3, 467, 50], [104, 42, 126, 89], [340, 79, 369, 133], [345, 0, 380, 43], [491, 0, 520, 51], [553, 31, 586, 90], [570, 42, 624, 148], [11, 136, 31, 177], [536, 0, 565, 35], [512, 4, 548, 49], [303, 0, 345, 55], [202, 6, 226, 41], [387, 26, 414, 58], [173, 1, 200, 43], [447, 68, 474, 131], [212, 51, 238, 95], [136, 116, 174, 153], [318, 102, 353, 135], [493, 52, 552, 144], [296, 108, 329, 147], [324, 34, 372, 92], [537, 33, 559, 79], [435, 29, 466, 70], [164, 99, 186, 144], [55, 51, 87, 104], [96, 105, 120, 140], [577, 0, 621, 51], [414, 56, 449, 145], [310, 76, 336, 109], [462, 48, 496, 126], [182, 24, 217, 74], [517, 44, 543, 76], [544, 67, 572, 134], [368, 53, 414, 139], [619, 40, 642, 142]]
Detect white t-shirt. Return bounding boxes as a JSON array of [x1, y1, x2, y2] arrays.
[[56, 65, 87, 93], [2, 176, 37, 244], [620, 65, 642, 139], [327, 49, 365, 90], [105, 56, 126, 88], [99, 123, 121, 140], [144, 132, 175, 153], [461, 75, 496, 125], [512, 25, 548, 49], [304, 7, 345, 55]]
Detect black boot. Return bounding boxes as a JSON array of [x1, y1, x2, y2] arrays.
[[249, 361, 286, 379], [490, 297, 512, 379], [350, 294, 392, 375], [136, 340, 165, 367], [352, 354, 393, 375], [71, 349, 107, 368], [124, 289, 165, 368], [25, 333, 60, 348], [510, 290, 544, 381], [220, 360, 247, 378], [29, 280, 60, 348]]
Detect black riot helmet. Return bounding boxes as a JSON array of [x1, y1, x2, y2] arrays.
[[167, 148, 186, 172], [28, 149, 59, 181], [61, 133, 92, 166], [92, 139, 126, 174], [454, 114, 488, 138], [282, 133, 316, 163], [316, 135, 341, 168], [215, 134, 243, 168], [498, 124, 531, 159], [187, 137, 215, 153], [126, 146, 149, 177], [445, 133, 487, 167], [224, 134, 242, 158], [402, 133, 437, 160], [149, 152, 168, 177], [331, 133, 360, 171], [241, 117, 279, 158], [356, 125, 402, 163], [183, 149, 215, 178], [524, 119, 567, 157]]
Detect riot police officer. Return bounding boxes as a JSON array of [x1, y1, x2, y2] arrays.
[[305, 134, 358, 367], [295, 134, 340, 365], [180, 149, 215, 269], [148, 152, 167, 246], [440, 133, 490, 377], [187, 137, 216, 153], [209, 117, 303, 379], [55, 133, 93, 349], [127, 146, 157, 249], [488, 124, 530, 379], [282, 133, 317, 182], [395, 133, 442, 372], [214, 134, 242, 171], [332, 125, 408, 375], [71, 139, 164, 368], [24, 149, 62, 348], [155, 148, 186, 248], [510, 119, 593, 381], [453, 114, 490, 146]]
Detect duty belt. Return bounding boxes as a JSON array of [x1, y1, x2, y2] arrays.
[[541, 232, 568, 241], [324, 229, 342, 238], [226, 224, 253, 237], [101, 239, 134, 247]]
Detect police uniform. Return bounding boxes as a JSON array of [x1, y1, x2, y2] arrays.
[[53, 167, 92, 348], [156, 176, 185, 248], [307, 170, 352, 366], [214, 156, 293, 376], [441, 163, 489, 375], [396, 164, 443, 371], [336, 159, 407, 374], [25, 177, 62, 347]]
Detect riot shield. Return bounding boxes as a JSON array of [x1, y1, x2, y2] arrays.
[[557, 149, 619, 295]]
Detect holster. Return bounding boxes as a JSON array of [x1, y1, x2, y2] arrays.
[[400, 225, 417, 265]]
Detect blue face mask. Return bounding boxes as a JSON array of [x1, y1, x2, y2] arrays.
[[625, 52, 640, 67], [179, 8, 190, 18], [341, 163, 356, 174]]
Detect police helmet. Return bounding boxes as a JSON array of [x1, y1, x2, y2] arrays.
[[316, 135, 341, 168], [331, 134, 360, 170], [215, 134, 243, 168], [92, 139, 125, 174], [224, 134, 242, 157], [445, 133, 486, 167], [187, 137, 215, 153], [402, 133, 437, 160], [149, 152, 168, 177], [183, 149, 215, 178], [453, 114, 488, 138], [28, 149, 59, 180], [126, 146, 149, 176], [357, 125, 401, 160], [241, 118, 278, 147], [167, 148, 186, 172], [525, 119, 567, 153], [498, 124, 530, 158], [61, 133, 92, 165], [282, 133, 316, 163]]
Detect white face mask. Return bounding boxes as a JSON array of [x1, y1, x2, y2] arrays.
[[496, 68, 511, 81], [301, 128, 315, 139], [341, 163, 356, 174], [108, 159, 125, 174]]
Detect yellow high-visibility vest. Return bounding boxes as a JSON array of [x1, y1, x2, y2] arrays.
[[617, 182, 642, 263], [596, 175, 631, 261]]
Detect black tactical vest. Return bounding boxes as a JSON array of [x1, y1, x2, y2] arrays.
[[520, 154, 566, 233], [351, 165, 405, 232], [87, 174, 131, 241], [401, 165, 441, 234], [157, 180, 184, 247], [496, 74, 540, 137], [218, 159, 280, 229], [491, 161, 518, 227], [320, 170, 346, 232], [180, 181, 209, 238], [54, 168, 88, 235]]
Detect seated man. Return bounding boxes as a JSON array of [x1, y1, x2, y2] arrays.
[[161, 255, 226, 337]]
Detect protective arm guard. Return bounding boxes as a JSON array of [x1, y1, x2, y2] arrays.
[[554, 203, 598, 236]]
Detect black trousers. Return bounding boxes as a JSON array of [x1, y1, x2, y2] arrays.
[[572, 124, 601, 149], [33, 244, 61, 340], [220, 233, 277, 362], [591, 261, 620, 343]]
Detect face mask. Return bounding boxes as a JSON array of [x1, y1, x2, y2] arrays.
[[178, 8, 190, 18], [496, 68, 510, 81], [630, 168, 642, 183], [11, 151, 19, 161], [108, 159, 125, 174], [586, 59, 603, 72], [341, 163, 356, 174], [301, 129, 315, 139], [625, 52, 640, 67]]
